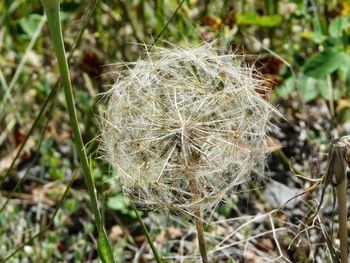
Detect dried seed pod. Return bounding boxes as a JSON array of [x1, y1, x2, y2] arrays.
[[101, 43, 280, 214]]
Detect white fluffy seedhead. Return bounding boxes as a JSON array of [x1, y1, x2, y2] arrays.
[[102, 43, 279, 214]]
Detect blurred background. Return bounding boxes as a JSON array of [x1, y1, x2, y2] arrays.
[[0, 0, 350, 262]]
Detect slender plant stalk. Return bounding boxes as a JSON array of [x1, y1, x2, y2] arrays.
[[336, 177, 347, 263], [188, 167, 208, 263], [194, 207, 208, 263], [40, 1, 114, 262], [0, 14, 46, 114], [327, 74, 335, 119], [130, 201, 163, 263], [202, 0, 210, 17], [0, 0, 25, 28], [123, 2, 190, 261], [140, 0, 148, 38], [330, 137, 350, 263], [265, 0, 276, 48], [154, 0, 186, 45], [117, 0, 142, 43], [155, 0, 164, 37], [69, 0, 101, 56], [0, 0, 99, 211], [322, 136, 350, 263], [276, 148, 306, 177]]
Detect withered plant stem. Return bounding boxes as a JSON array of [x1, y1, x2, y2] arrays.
[[188, 166, 209, 263], [194, 209, 208, 263], [325, 136, 349, 263], [331, 137, 350, 263], [336, 177, 347, 263]]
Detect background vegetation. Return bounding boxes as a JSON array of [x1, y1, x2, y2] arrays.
[[0, 0, 350, 262]]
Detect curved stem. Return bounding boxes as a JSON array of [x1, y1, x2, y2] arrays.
[[131, 201, 163, 263], [40, 1, 114, 262], [41, 0, 101, 229]]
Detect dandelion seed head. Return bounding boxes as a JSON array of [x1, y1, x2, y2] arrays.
[[102, 42, 280, 213]]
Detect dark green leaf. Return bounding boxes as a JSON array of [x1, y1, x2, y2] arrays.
[[98, 227, 115, 263], [107, 194, 136, 217], [312, 32, 328, 44], [329, 16, 350, 38], [317, 78, 331, 100], [304, 48, 350, 78], [300, 31, 328, 44], [299, 75, 319, 101], [107, 195, 127, 211], [19, 14, 42, 38], [276, 77, 295, 97]]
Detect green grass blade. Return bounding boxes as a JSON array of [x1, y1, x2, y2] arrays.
[[68, 0, 101, 61], [0, 14, 46, 111], [0, 0, 101, 212], [154, 0, 186, 45], [98, 226, 115, 263], [155, 0, 165, 36], [131, 201, 163, 263], [0, 0, 26, 28], [40, 1, 115, 262]]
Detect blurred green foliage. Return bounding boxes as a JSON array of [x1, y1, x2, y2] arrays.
[[1, 0, 350, 261]]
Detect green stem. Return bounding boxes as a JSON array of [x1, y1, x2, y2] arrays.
[[69, 0, 101, 57], [265, 0, 277, 49], [265, 0, 276, 16], [40, 0, 100, 227], [40, 1, 114, 262], [1, 0, 99, 215], [155, 0, 164, 36], [0, 14, 46, 112], [131, 201, 163, 263], [276, 149, 306, 178], [154, 0, 186, 45], [327, 74, 335, 119]]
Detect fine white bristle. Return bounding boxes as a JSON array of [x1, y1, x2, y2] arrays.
[[101, 42, 280, 214]]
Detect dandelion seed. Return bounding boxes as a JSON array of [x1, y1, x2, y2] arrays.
[[101, 42, 280, 214]]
